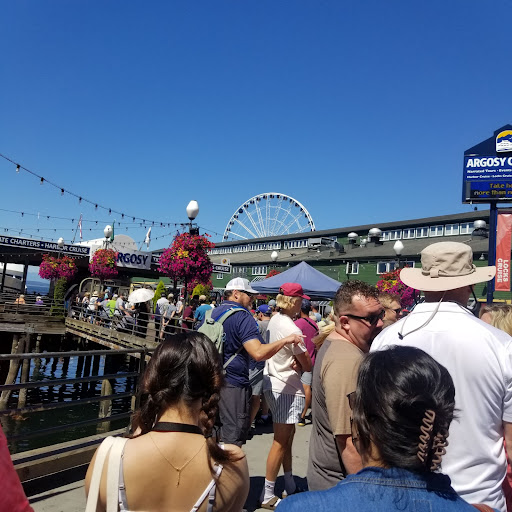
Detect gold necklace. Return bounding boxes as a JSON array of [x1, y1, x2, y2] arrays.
[[149, 433, 206, 487]]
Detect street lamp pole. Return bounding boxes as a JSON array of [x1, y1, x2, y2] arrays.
[[393, 240, 404, 269], [182, 201, 200, 320], [57, 237, 65, 259], [271, 250, 278, 271]]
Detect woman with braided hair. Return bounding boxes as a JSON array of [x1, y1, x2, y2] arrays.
[[85, 332, 249, 512], [278, 346, 496, 511]]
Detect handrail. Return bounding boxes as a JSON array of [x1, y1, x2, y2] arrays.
[[0, 348, 147, 448], [1, 371, 139, 391]]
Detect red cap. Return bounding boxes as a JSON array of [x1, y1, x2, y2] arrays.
[[279, 282, 310, 300]]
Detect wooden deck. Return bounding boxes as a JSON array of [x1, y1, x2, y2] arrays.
[[65, 318, 157, 357]]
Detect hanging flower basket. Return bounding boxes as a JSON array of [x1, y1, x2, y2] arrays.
[[38, 254, 78, 281], [159, 233, 214, 286], [89, 248, 119, 280], [376, 268, 415, 307]]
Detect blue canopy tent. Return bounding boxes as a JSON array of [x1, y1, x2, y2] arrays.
[[251, 261, 342, 300]]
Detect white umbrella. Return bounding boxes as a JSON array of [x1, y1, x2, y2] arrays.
[[128, 288, 155, 304]]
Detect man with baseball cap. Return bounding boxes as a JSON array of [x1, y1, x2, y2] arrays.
[[372, 241, 512, 511], [212, 277, 303, 446]]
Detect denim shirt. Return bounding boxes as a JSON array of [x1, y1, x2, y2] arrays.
[[277, 467, 497, 512]]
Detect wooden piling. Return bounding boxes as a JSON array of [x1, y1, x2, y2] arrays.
[[0, 334, 24, 410], [17, 334, 32, 409]]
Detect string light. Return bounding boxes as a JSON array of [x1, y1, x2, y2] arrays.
[[0, 152, 173, 226]]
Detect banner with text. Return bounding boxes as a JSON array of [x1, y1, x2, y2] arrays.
[[496, 213, 512, 291]]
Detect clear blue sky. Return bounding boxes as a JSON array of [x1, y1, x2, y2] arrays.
[[1, 0, 511, 252]]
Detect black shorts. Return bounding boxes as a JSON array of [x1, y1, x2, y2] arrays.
[[218, 383, 252, 447]]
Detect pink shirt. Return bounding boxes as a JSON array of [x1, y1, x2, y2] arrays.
[[295, 317, 319, 365]]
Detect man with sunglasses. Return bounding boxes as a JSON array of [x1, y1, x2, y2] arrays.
[[378, 292, 402, 328], [307, 280, 384, 491], [210, 277, 303, 447]]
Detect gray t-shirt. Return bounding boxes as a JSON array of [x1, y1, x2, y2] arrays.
[[307, 337, 363, 491]]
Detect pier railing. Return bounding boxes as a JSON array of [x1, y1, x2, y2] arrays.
[[0, 347, 155, 481]]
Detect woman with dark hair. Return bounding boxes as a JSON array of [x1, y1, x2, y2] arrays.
[[277, 346, 492, 511], [85, 332, 249, 512]]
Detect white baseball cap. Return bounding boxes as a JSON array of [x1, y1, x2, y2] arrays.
[[225, 277, 259, 295]]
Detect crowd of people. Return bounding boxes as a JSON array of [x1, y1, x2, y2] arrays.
[[82, 241, 512, 511], [4, 240, 512, 511]]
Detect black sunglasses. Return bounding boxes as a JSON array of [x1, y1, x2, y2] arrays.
[[342, 309, 385, 326], [347, 391, 356, 410], [386, 307, 401, 315]]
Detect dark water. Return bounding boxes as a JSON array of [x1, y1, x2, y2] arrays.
[[2, 337, 137, 454]]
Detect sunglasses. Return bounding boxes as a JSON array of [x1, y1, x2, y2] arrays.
[[386, 307, 401, 315], [342, 309, 385, 327]]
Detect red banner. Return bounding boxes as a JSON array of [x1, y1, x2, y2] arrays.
[[495, 213, 512, 291]]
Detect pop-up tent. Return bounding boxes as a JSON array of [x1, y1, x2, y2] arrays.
[[251, 261, 342, 300]]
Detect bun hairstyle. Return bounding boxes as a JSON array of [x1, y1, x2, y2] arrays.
[[132, 332, 237, 465], [352, 346, 455, 473]]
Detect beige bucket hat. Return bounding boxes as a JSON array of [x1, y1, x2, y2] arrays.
[[400, 242, 496, 292]]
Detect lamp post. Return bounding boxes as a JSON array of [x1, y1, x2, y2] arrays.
[[104, 225, 113, 248], [186, 200, 199, 235], [182, 201, 200, 316], [393, 240, 404, 269], [270, 250, 279, 273], [57, 237, 65, 260]]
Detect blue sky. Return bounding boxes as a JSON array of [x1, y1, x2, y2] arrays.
[[1, 0, 511, 256]]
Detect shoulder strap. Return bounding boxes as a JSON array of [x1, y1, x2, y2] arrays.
[[85, 437, 116, 512], [214, 306, 246, 325], [303, 317, 319, 333], [472, 505, 496, 512], [106, 437, 128, 512]]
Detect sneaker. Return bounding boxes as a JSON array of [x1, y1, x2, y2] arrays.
[[297, 417, 306, 427]]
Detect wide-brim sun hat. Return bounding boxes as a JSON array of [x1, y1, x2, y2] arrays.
[[225, 277, 259, 294], [400, 241, 496, 292]]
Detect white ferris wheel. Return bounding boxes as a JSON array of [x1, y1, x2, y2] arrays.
[[222, 193, 316, 241]]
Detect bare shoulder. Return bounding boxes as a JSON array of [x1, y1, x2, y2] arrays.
[[216, 445, 249, 512], [222, 443, 246, 459]]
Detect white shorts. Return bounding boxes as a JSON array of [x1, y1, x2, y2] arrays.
[[263, 389, 305, 424]]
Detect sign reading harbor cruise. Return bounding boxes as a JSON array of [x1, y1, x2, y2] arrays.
[[0, 236, 90, 256], [462, 129, 512, 203]]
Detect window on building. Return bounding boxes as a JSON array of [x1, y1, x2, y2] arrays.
[[429, 225, 444, 237], [377, 261, 397, 274], [402, 261, 415, 268], [460, 222, 473, 235], [346, 262, 359, 274], [381, 231, 391, 241], [389, 230, 402, 240], [402, 228, 416, 239], [216, 273, 224, 279], [444, 223, 459, 236], [416, 227, 429, 238], [233, 266, 247, 274], [252, 266, 268, 276]]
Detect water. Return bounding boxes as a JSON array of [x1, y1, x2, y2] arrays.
[[2, 338, 137, 454], [25, 280, 50, 294]]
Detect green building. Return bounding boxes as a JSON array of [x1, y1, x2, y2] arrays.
[[208, 209, 507, 302]]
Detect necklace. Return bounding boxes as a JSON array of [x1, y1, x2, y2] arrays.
[[149, 432, 206, 487]]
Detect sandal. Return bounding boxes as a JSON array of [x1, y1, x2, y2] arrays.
[[260, 496, 282, 510]]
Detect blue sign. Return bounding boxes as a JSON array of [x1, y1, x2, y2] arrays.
[[462, 155, 512, 202]]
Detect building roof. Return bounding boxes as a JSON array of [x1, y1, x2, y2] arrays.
[[211, 209, 489, 247]]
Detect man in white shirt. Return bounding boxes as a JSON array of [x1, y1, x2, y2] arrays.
[[372, 241, 512, 512]]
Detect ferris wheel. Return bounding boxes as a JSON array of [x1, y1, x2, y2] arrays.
[[222, 193, 316, 241]]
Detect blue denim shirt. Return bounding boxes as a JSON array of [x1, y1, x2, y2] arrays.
[[277, 467, 497, 512]]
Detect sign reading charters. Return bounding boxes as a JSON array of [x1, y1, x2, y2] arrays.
[[0, 235, 90, 256], [462, 126, 512, 203]]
